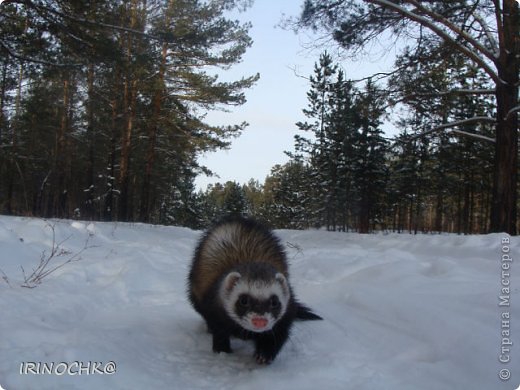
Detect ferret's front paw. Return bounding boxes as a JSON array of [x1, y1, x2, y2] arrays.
[[254, 352, 273, 365]]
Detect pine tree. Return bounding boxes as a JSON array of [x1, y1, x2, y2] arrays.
[[222, 181, 247, 216], [352, 80, 389, 233], [294, 52, 339, 228], [262, 162, 314, 229], [328, 71, 359, 231]]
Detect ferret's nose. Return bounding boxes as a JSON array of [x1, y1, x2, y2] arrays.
[[252, 302, 267, 314]]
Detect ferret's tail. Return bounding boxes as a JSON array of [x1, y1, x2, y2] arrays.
[[295, 302, 323, 321]]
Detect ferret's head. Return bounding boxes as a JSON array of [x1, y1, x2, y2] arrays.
[[219, 264, 290, 333]]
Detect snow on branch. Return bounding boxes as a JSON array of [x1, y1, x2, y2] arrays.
[[449, 129, 495, 143], [445, 89, 496, 95], [505, 105, 520, 121], [471, 12, 500, 57], [403, 88, 496, 100], [409, 116, 496, 143]]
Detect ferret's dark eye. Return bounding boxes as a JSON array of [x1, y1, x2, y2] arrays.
[[238, 294, 250, 307], [269, 296, 280, 309]]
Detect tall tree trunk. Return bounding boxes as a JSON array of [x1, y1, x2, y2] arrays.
[[53, 77, 70, 218], [358, 185, 370, 233], [0, 56, 7, 208], [490, 0, 519, 234], [435, 191, 443, 233], [138, 102, 158, 223], [85, 63, 95, 219], [105, 98, 118, 221], [0, 55, 7, 144], [118, 0, 142, 222], [407, 197, 413, 234], [5, 61, 24, 214], [469, 170, 475, 233], [484, 181, 491, 233], [463, 179, 470, 235], [119, 76, 137, 221], [139, 41, 168, 222], [456, 184, 463, 234]]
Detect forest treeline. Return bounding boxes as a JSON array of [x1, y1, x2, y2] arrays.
[[195, 52, 497, 234], [0, 1, 518, 234]]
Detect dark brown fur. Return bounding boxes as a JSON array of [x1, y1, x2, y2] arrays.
[[189, 217, 288, 302]]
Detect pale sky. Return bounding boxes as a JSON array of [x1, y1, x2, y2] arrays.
[[195, 0, 396, 190]]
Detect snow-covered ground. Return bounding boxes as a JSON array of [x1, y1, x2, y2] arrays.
[[0, 216, 519, 390]]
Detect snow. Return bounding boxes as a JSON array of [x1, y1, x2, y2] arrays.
[[1, 216, 519, 390]]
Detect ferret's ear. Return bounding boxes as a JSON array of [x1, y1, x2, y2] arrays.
[[223, 272, 241, 294], [275, 273, 289, 295]]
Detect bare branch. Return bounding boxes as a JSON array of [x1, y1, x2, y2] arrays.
[[405, 0, 498, 61], [288, 65, 311, 81], [349, 68, 406, 84], [365, 0, 499, 82], [0, 267, 12, 288], [0, 39, 83, 68], [32, 2, 163, 41]]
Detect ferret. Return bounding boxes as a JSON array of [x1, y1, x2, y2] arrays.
[[187, 216, 322, 364]]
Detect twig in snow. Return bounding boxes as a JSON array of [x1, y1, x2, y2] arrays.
[[0, 267, 12, 288], [20, 222, 96, 288], [286, 241, 304, 257]]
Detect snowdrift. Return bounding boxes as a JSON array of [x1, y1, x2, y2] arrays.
[[0, 216, 518, 389]]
